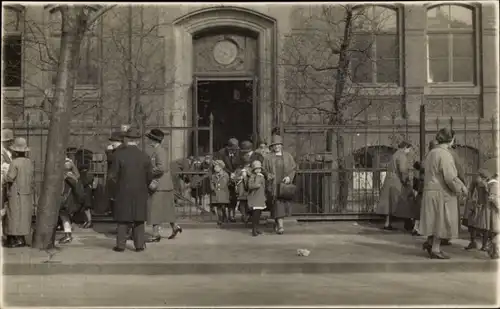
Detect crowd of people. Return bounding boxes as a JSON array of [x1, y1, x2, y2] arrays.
[[0, 126, 298, 251], [1, 126, 498, 259], [375, 128, 499, 260]]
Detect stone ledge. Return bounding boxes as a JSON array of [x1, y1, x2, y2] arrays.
[[3, 260, 496, 276]]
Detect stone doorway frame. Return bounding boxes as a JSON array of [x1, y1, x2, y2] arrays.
[[172, 6, 277, 157]]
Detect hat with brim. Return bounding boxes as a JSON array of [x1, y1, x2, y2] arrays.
[[240, 141, 253, 153], [146, 128, 165, 143], [10, 137, 30, 153], [227, 138, 239, 150], [213, 160, 225, 169], [124, 128, 141, 139], [269, 134, 283, 146], [2, 129, 14, 142], [109, 131, 123, 142], [251, 160, 262, 171]]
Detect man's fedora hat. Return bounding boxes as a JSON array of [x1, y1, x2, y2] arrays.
[[125, 127, 142, 139], [146, 128, 165, 143], [109, 131, 123, 142], [240, 141, 253, 153]]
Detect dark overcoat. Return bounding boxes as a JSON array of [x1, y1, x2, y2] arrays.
[[210, 172, 230, 204], [108, 145, 153, 222]]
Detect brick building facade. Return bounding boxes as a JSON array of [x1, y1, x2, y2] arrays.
[[2, 3, 498, 166]]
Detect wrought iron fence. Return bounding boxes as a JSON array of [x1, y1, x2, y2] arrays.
[[4, 111, 218, 221], [280, 107, 497, 217], [3, 106, 497, 220]]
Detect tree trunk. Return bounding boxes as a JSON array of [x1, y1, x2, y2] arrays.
[[329, 7, 354, 211], [32, 7, 86, 249]]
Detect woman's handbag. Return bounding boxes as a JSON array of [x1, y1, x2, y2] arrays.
[[148, 179, 159, 193], [278, 182, 297, 201]]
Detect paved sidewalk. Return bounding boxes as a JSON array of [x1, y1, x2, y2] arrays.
[[2, 221, 497, 275]]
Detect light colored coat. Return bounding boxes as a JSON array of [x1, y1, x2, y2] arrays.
[[5, 157, 34, 236], [376, 149, 412, 217], [487, 178, 499, 233], [1, 146, 12, 185], [147, 144, 175, 225], [419, 144, 466, 239]]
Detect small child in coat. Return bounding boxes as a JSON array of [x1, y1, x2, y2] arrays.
[[210, 160, 230, 227], [486, 173, 499, 259], [247, 160, 267, 237]]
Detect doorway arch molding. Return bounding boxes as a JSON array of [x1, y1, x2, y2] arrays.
[[172, 6, 277, 153]]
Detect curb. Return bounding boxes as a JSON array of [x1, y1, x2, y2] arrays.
[[3, 261, 496, 276]]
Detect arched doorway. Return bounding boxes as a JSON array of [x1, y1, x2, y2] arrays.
[[172, 7, 277, 158]]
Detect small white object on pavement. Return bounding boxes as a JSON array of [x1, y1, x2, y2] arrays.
[[297, 249, 310, 257]]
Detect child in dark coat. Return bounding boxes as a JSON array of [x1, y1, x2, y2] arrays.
[[210, 160, 230, 227], [247, 160, 267, 237]]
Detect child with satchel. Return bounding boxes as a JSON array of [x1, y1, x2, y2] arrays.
[[210, 160, 230, 227], [247, 160, 267, 237]]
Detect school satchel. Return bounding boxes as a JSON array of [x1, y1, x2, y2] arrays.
[[148, 179, 159, 193], [278, 182, 297, 201]]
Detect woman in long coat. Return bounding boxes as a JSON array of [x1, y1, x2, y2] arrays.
[[263, 134, 296, 235], [4, 137, 34, 248], [420, 128, 468, 259], [376, 141, 413, 230], [145, 129, 182, 243]]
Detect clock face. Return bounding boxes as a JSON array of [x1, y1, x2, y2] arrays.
[[213, 40, 238, 65]]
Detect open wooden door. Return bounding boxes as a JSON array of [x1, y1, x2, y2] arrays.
[[252, 76, 259, 144]]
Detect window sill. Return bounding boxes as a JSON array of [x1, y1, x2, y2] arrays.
[[424, 84, 480, 96], [426, 82, 476, 88]]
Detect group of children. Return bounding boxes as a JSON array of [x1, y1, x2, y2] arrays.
[[210, 158, 270, 236]]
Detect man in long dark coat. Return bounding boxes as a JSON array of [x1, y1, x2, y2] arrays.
[[108, 128, 153, 252], [104, 131, 126, 216], [214, 138, 241, 222]]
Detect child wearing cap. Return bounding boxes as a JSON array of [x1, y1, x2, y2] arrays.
[[247, 160, 267, 236], [210, 160, 230, 227]]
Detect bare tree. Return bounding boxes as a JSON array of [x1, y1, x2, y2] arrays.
[[30, 4, 115, 250], [281, 4, 401, 208]]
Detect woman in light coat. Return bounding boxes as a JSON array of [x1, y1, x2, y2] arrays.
[[4, 137, 34, 248], [420, 128, 468, 259], [376, 141, 413, 230], [145, 129, 182, 243], [263, 134, 296, 235]]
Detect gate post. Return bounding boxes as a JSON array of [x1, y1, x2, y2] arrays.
[[420, 104, 426, 162]]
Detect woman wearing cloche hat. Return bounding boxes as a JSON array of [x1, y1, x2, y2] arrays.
[[145, 128, 182, 242], [263, 134, 297, 235], [3, 137, 34, 248]]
